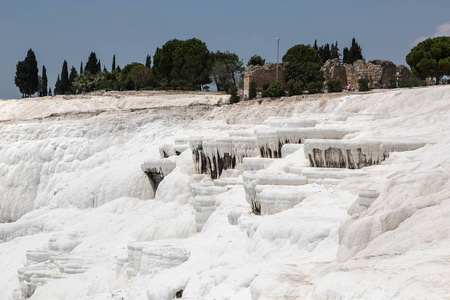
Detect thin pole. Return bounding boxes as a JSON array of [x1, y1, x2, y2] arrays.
[[276, 38, 279, 82]]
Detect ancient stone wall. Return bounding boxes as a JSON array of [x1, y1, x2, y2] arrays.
[[322, 59, 415, 89], [243, 63, 286, 99], [243, 59, 416, 96]]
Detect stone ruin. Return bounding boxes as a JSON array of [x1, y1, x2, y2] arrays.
[[243, 63, 286, 99], [243, 59, 416, 97], [321, 58, 417, 89]]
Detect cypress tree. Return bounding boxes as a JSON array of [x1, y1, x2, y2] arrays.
[[69, 66, 78, 89], [54, 74, 61, 95], [313, 40, 318, 52], [48, 87, 52, 96], [85, 52, 100, 74], [80, 62, 83, 74], [343, 38, 363, 64], [60, 60, 69, 94], [14, 49, 39, 97], [42, 65, 48, 96], [112, 55, 116, 71], [145, 54, 151, 68]]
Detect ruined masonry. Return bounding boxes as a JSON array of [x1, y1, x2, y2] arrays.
[[243, 59, 416, 98]]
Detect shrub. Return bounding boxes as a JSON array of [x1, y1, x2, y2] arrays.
[[203, 85, 210, 91], [399, 79, 419, 88], [326, 79, 342, 93], [261, 82, 285, 98], [389, 77, 397, 88], [358, 78, 370, 91], [249, 81, 257, 99], [262, 82, 271, 93], [307, 81, 324, 94], [228, 86, 240, 104], [221, 82, 234, 93], [287, 80, 303, 96]]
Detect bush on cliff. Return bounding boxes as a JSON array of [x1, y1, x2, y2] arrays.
[[261, 82, 285, 98], [358, 78, 370, 91], [287, 80, 303, 96], [228, 86, 240, 104], [326, 79, 342, 92], [307, 81, 323, 94], [249, 81, 257, 99]]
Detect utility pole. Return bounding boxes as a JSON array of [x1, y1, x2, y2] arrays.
[[276, 38, 280, 82]]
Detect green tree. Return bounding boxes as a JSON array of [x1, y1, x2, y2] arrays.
[[112, 55, 116, 72], [326, 79, 342, 92], [69, 66, 78, 92], [211, 50, 244, 91], [41, 65, 48, 96], [228, 86, 239, 103], [85, 52, 101, 74], [249, 81, 257, 99], [283, 44, 322, 65], [54, 74, 61, 95], [145, 54, 151, 68], [14, 49, 39, 97], [59, 60, 69, 94], [358, 78, 370, 91], [247, 55, 266, 66], [330, 42, 340, 61], [129, 65, 153, 89], [152, 39, 183, 85], [173, 38, 212, 89], [406, 36, 450, 85], [120, 62, 144, 81], [80, 62, 83, 74], [307, 81, 324, 94], [261, 82, 285, 98], [343, 38, 363, 64], [287, 80, 303, 96]]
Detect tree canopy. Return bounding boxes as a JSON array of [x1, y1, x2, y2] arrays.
[[282, 44, 324, 88], [85, 52, 101, 74], [343, 38, 364, 64], [152, 38, 212, 89], [247, 55, 265, 67], [282, 44, 322, 65], [406, 36, 450, 85], [14, 49, 39, 97], [211, 50, 244, 91]]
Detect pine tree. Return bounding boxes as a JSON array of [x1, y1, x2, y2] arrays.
[[80, 62, 83, 74], [145, 54, 151, 68], [60, 60, 69, 94], [42, 65, 48, 96], [112, 55, 116, 72], [14, 49, 39, 97]]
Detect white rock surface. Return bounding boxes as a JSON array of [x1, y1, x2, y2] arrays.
[[1, 87, 450, 299]]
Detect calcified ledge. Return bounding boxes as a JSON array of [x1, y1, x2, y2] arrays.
[[304, 139, 426, 169], [141, 158, 177, 193], [256, 128, 352, 158], [243, 170, 308, 215], [189, 136, 259, 179]]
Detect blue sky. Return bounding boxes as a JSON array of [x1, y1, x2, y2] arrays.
[[1, 0, 449, 99]]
